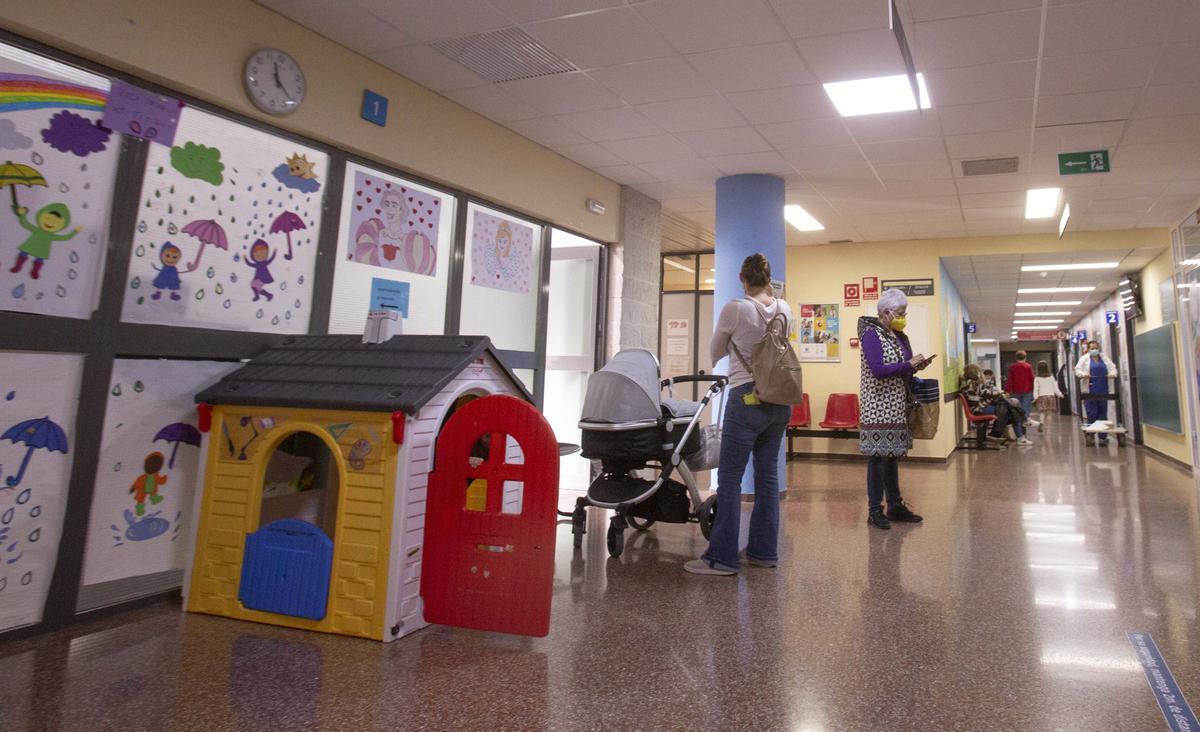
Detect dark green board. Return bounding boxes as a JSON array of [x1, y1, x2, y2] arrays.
[[1134, 323, 1183, 434]]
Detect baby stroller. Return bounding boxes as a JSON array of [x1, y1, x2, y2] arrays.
[[569, 349, 727, 558]]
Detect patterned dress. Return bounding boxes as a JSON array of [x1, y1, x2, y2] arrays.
[[858, 316, 913, 457]]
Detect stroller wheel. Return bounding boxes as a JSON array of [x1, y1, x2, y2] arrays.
[[571, 498, 587, 548], [627, 515, 655, 531], [698, 495, 717, 540], [606, 516, 625, 558]]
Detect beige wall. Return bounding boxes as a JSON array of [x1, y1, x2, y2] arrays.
[[785, 228, 1171, 460], [0, 0, 621, 242], [1134, 248, 1193, 464]]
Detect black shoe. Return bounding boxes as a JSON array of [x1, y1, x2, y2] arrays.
[[887, 501, 923, 523], [867, 508, 891, 530]]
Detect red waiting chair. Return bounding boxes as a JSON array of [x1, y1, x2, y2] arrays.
[[958, 393, 999, 450], [820, 393, 860, 430], [786, 394, 811, 459]]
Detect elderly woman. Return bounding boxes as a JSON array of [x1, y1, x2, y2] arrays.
[[962, 363, 1032, 446], [858, 288, 929, 530]]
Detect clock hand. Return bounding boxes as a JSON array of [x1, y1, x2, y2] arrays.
[[272, 63, 295, 102]]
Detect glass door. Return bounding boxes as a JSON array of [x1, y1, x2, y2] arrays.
[[544, 229, 603, 491]]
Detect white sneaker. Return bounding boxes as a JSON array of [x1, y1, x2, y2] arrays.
[[1017, 437, 1033, 446], [684, 559, 736, 576]]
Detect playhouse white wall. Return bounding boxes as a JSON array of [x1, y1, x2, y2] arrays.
[[381, 354, 526, 641]]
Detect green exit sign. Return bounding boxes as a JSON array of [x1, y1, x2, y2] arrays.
[[1058, 150, 1110, 175]]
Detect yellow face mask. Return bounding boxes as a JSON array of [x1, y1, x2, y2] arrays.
[[890, 315, 907, 331]]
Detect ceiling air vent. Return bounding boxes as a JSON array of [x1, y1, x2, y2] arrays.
[[961, 157, 1020, 176], [432, 27, 578, 83]]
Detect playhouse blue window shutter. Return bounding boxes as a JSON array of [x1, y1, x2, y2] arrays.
[[239, 519, 333, 620]]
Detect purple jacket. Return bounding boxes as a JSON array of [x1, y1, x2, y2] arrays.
[[861, 326, 913, 380]]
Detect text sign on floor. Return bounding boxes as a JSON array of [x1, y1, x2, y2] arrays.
[[1127, 631, 1200, 732], [1059, 149, 1110, 175]]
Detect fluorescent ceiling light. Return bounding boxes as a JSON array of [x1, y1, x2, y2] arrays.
[[1013, 325, 1061, 331], [1025, 187, 1062, 219], [822, 73, 931, 117], [1182, 259, 1200, 266], [1119, 279, 1130, 285], [1021, 311, 1074, 316], [1017, 300, 1082, 307], [1013, 320, 1064, 325], [664, 258, 695, 273], [1018, 286, 1095, 293], [784, 204, 824, 232], [970, 338, 997, 343], [1020, 261, 1117, 272]]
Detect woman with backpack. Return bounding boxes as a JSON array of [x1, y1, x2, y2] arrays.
[[859, 288, 930, 530], [685, 253, 794, 576]]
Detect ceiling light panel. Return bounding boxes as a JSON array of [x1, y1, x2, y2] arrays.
[[1020, 262, 1118, 271], [822, 73, 931, 118], [1025, 187, 1062, 219], [1018, 286, 1096, 293], [1017, 300, 1083, 306], [784, 204, 824, 231]]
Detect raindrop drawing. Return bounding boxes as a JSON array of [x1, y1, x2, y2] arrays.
[[69, 251, 80, 264], [133, 381, 144, 393], [195, 289, 205, 300]]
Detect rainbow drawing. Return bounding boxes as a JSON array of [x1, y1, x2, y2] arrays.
[[0, 73, 107, 114]]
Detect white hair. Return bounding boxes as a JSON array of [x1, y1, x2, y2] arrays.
[[877, 288, 908, 314]]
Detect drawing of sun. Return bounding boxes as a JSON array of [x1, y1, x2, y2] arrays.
[[286, 153, 318, 180]]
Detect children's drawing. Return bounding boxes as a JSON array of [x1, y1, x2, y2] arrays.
[[2, 416, 69, 488], [40, 110, 110, 157], [0, 53, 118, 320], [0, 120, 32, 149], [270, 211, 306, 261], [101, 79, 182, 146], [120, 106, 325, 332], [81, 358, 239, 588], [469, 210, 534, 294], [129, 451, 166, 516], [345, 169, 441, 276], [272, 153, 321, 194], [0, 351, 82, 633], [169, 141, 223, 185]]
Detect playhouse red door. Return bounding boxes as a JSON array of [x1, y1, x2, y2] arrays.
[[422, 394, 559, 637]]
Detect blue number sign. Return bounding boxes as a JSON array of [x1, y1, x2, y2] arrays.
[[361, 89, 388, 127]]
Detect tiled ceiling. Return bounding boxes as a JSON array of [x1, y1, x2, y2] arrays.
[[942, 248, 1163, 340], [258, 0, 1200, 248]]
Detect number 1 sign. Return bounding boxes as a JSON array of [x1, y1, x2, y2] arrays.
[[361, 90, 388, 127]]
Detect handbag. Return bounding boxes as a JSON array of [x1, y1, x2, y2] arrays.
[[684, 423, 722, 472], [730, 301, 804, 405]]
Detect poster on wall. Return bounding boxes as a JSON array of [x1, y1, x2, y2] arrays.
[[120, 106, 327, 333], [329, 162, 454, 336], [469, 208, 534, 294], [797, 303, 840, 362], [0, 44, 120, 321], [0, 351, 83, 632], [80, 358, 239, 588]]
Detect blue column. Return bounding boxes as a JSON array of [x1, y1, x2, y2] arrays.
[[713, 174, 786, 495]]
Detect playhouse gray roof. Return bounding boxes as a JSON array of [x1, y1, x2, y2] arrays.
[[196, 335, 531, 415]]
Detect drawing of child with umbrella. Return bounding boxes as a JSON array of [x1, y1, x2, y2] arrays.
[[1, 416, 69, 488], [9, 202, 80, 280], [245, 238, 276, 302], [129, 451, 167, 516], [151, 242, 185, 301]]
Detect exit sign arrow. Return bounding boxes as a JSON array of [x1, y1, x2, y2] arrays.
[[1058, 149, 1110, 175]]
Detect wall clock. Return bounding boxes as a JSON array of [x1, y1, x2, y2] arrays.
[[244, 48, 305, 116]]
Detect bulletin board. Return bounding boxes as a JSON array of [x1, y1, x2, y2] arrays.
[[1134, 323, 1183, 434], [328, 161, 455, 335], [120, 106, 328, 333]]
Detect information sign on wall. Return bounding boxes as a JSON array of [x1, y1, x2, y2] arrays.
[[880, 278, 935, 296]]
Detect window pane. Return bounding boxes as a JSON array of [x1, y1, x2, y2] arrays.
[[698, 254, 715, 291], [459, 204, 543, 351], [329, 162, 455, 335], [662, 255, 696, 291]]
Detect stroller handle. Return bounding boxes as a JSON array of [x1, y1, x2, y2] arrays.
[[661, 374, 729, 388]]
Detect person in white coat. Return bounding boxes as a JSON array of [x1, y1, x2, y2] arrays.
[[1074, 339, 1118, 444]]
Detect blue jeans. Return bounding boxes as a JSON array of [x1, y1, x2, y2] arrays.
[[702, 383, 790, 570], [1015, 393, 1033, 422], [981, 403, 1025, 438]]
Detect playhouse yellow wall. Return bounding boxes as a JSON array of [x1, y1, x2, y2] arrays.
[[187, 405, 398, 641]]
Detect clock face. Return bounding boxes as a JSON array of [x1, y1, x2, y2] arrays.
[[244, 49, 305, 115]]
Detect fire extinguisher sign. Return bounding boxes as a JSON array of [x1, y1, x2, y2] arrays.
[[844, 282, 861, 307]]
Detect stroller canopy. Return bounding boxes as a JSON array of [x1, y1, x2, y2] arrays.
[[581, 349, 701, 423], [581, 349, 662, 423]]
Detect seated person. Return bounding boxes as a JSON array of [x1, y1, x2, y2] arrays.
[[962, 364, 1032, 446]]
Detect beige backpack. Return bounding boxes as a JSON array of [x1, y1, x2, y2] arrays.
[[730, 301, 804, 405]]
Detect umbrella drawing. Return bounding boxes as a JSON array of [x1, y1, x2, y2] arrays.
[[0, 160, 47, 209], [2, 416, 69, 488], [270, 211, 307, 261], [181, 218, 229, 273], [153, 422, 202, 470]]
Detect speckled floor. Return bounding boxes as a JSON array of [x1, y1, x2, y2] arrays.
[[2, 418, 1197, 731]]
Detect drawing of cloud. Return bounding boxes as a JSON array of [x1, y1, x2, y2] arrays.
[[41, 111, 110, 157], [170, 141, 224, 186], [0, 119, 32, 150], [272, 163, 321, 194]]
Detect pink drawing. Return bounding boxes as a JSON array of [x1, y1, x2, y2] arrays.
[[469, 210, 533, 294], [181, 218, 228, 272], [270, 210, 306, 261], [345, 170, 440, 276]]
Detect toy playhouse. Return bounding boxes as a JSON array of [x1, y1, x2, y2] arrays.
[[185, 334, 559, 640]]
